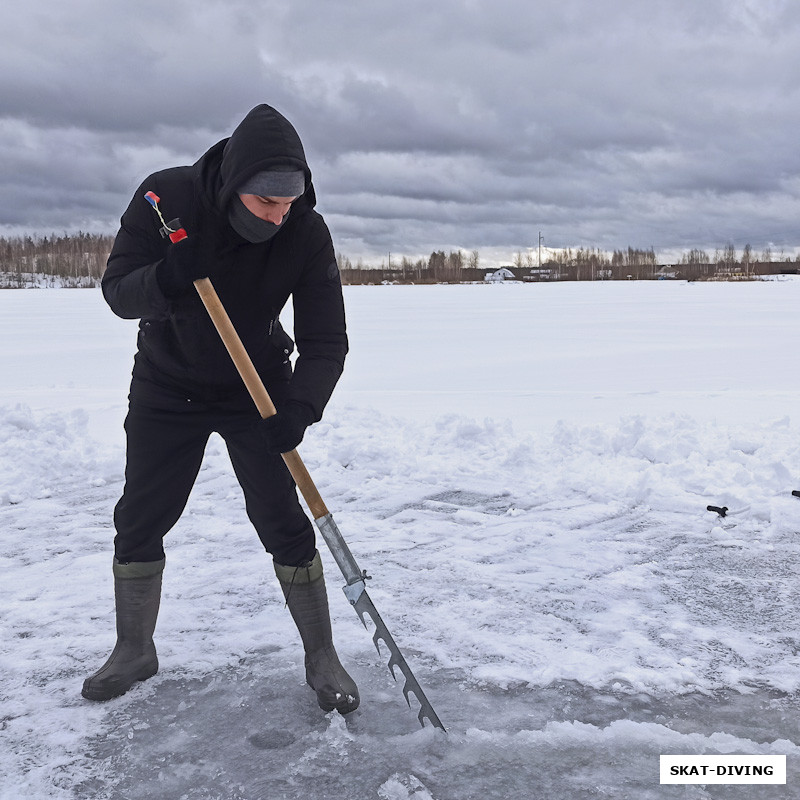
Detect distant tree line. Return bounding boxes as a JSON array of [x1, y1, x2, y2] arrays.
[[526, 244, 798, 281], [338, 250, 482, 285], [540, 243, 797, 282], [0, 233, 114, 288], [340, 243, 799, 284], [0, 233, 797, 288]]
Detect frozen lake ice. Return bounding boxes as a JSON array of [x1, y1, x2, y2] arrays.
[[2, 279, 800, 798]]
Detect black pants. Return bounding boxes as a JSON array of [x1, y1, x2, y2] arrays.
[[113, 373, 316, 567]]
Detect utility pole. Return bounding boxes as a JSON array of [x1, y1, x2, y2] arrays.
[[538, 232, 544, 268]]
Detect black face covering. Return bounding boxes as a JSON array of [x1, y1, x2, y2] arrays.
[[227, 194, 289, 243]]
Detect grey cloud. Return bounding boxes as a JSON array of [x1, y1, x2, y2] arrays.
[[1, 0, 799, 261]]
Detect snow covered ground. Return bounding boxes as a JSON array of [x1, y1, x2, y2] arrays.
[[2, 279, 800, 799]]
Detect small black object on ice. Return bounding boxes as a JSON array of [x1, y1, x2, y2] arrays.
[[707, 505, 728, 517]]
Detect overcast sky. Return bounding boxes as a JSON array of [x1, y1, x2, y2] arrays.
[[3, 0, 799, 264]]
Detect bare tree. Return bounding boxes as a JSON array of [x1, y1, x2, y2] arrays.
[[741, 243, 752, 277], [717, 243, 737, 268]]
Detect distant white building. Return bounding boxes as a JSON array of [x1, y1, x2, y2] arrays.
[[484, 267, 516, 282], [524, 267, 559, 281]]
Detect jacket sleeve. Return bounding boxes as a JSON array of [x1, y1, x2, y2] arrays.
[[288, 216, 349, 421], [101, 177, 172, 321]]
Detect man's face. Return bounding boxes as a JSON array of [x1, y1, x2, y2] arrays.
[[239, 194, 298, 225]]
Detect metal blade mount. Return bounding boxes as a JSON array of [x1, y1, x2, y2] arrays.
[[315, 513, 446, 732]]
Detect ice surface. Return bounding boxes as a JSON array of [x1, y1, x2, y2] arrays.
[[2, 279, 800, 798]]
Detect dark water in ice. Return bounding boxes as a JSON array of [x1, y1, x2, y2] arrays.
[[77, 647, 800, 800]]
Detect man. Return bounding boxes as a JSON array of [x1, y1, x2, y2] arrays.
[[82, 104, 358, 716]]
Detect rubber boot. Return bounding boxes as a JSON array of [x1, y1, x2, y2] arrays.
[[81, 558, 164, 701], [274, 551, 360, 714]]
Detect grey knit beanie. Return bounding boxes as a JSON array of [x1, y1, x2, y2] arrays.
[[238, 167, 305, 198]]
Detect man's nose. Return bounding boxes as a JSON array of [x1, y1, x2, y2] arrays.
[[266, 206, 288, 224]]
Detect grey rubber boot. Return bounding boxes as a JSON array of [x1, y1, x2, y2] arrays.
[[275, 551, 360, 714], [81, 558, 164, 701]]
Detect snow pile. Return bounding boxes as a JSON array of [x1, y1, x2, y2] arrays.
[[300, 408, 800, 696], [0, 405, 120, 505]]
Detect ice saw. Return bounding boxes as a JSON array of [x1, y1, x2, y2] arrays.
[[194, 277, 445, 732]]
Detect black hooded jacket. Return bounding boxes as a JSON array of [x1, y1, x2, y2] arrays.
[[102, 105, 347, 421]]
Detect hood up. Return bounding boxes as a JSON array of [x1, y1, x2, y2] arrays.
[[197, 104, 316, 214]]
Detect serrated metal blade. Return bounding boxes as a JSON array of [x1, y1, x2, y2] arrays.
[[352, 588, 446, 731], [315, 512, 446, 732]]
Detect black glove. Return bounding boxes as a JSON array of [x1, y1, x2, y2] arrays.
[[156, 213, 235, 298], [155, 236, 206, 297], [259, 402, 315, 454]]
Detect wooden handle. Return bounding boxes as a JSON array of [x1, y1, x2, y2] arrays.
[[193, 277, 329, 520]]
